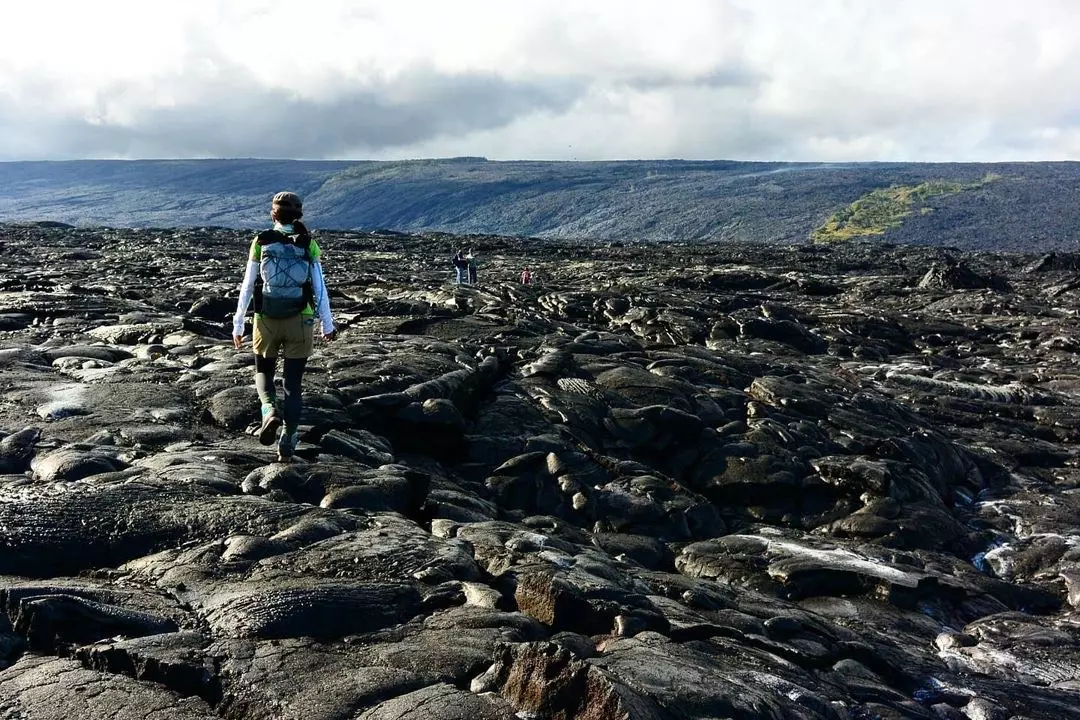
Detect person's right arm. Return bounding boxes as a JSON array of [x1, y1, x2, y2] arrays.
[[232, 240, 260, 340]]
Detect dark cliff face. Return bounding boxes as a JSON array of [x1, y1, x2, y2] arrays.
[[2, 158, 1080, 250], [1, 224, 1080, 719]]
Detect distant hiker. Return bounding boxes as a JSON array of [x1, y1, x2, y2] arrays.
[[452, 250, 469, 284], [232, 191, 336, 461], [520, 267, 532, 285], [467, 252, 478, 284]]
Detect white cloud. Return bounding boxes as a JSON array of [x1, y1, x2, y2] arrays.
[[1, 0, 1079, 160]]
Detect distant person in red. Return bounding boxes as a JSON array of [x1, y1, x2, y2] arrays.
[[520, 267, 532, 285]]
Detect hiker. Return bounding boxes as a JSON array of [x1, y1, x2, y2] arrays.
[[452, 250, 468, 284], [467, 252, 478, 284], [520, 267, 532, 285], [231, 191, 336, 461]]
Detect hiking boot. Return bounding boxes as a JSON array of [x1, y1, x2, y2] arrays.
[[277, 428, 299, 461], [257, 404, 281, 446]]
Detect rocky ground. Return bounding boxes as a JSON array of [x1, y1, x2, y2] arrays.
[[1, 224, 1080, 719]]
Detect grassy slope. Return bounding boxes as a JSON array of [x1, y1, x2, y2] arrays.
[[809, 176, 1000, 243]]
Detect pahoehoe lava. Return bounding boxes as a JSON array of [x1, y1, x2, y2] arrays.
[[1, 223, 1080, 719]]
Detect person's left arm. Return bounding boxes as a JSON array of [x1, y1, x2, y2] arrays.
[[308, 240, 335, 335]]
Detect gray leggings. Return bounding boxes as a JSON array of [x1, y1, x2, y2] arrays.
[[255, 354, 307, 430]]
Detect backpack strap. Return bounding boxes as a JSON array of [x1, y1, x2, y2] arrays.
[[295, 235, 314, 306], [256, 229, 285, 247], [292, 234, 312, 260]]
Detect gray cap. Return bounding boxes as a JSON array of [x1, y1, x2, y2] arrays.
[[271, 191, 302, 211]]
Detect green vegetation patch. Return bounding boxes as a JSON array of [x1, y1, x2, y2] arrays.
[[811, 174, 1000, 243]]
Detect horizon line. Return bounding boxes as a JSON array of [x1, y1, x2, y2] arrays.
[[1, 157, 1079, 165]]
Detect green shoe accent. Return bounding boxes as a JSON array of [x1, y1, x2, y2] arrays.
[[257, 406, 281, 445]]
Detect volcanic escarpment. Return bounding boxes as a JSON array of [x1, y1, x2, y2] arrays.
[[5, 159, 1080, 250], [1, 224, 1080, 719]]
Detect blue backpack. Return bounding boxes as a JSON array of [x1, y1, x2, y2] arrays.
[[253, 230, 314, 318]]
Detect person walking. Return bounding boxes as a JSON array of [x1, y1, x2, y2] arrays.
[[520, 267, 532, 285], [232, 191, 336, 461]]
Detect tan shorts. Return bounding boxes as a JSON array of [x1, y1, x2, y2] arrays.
[[252, 314, 314, 359]]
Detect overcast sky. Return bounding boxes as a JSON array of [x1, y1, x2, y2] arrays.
[[2, 0, 1077, 162]]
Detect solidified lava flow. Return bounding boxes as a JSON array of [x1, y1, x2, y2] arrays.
[[0, 224, 1079, 719]]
